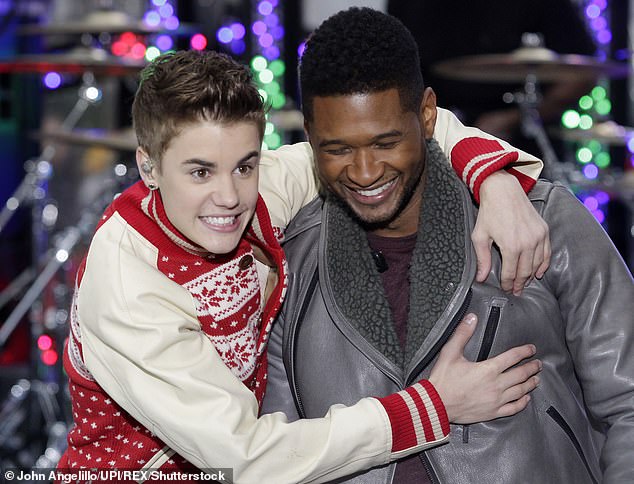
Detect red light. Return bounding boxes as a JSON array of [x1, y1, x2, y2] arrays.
[[37, 334, 53, 351], [190, 34, 208, 51], [130, 43, 147, 59], [112, 41, 129, 57], [120, 32, 137, 45], [41, 349, 58, 366]]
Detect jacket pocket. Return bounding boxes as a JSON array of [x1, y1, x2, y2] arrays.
[[546, 406, 598, 484], [463, 299, 506, 444], [476, 298, 506, 362]]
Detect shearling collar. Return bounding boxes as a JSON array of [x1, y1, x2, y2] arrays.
[[323, 139, 467, 369]]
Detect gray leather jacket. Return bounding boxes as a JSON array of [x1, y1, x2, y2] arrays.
[[262, 141, 634, 483]]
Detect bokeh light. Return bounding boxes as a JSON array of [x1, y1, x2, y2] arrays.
[[190, 33, 207, 50], [43, 72, 62, 89]]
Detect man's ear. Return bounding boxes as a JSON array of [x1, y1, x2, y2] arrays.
[[303, 119, 312, 145], [420, 87, 438, 139], [136, 147, 155, 187]]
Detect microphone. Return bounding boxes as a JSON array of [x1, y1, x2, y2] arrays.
[[371, 250, 388, 273]]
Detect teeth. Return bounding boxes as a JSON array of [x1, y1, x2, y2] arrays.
[[201, 216, 236, 226], [356, 179, 395, 197]]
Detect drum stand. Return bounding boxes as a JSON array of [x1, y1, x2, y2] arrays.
[[507, 73, 578, 184], [0, 168, 130, 473], [0, 75, 109, 472], [0, 73, 100, 236]]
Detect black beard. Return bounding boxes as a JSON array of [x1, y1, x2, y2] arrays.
[[324, 150, 427, 232]]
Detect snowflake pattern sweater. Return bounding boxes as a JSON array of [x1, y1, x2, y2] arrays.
[[60, 181, 287, 474]]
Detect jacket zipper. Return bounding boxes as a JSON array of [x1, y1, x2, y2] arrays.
[[288, 269, 319, 419], [463, 303, 502, 443], [407, 289, 473, 386], [476, 305, 501, 362], [411, 288, 473, 483], [546, 406, 598, 484]]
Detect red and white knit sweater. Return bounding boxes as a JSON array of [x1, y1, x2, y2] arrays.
[[60, 181, 287, 473]]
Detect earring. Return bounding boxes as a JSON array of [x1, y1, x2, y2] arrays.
[[142, 162, 153, 174], [148, 183, 158, 191]]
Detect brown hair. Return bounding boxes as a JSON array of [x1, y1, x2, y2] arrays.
[[132, 50, 266, 168]]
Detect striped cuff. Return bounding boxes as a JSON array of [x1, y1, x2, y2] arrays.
[[506, 167, 537, 193], [377, 380, 449, 453], [450, 137, 522, 204]]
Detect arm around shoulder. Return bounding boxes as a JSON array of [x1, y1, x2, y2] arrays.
[[259, 142, 319, 230]]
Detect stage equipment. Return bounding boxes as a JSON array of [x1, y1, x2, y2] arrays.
[[17, 9, 196, 36], [551, 121, 634, 146], [32, 127, 137, 153], [0, 47, 146, 77], [433, 46, 630, 83]]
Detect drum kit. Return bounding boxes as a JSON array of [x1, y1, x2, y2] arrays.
[[432, 34, 634, 198], [0, 8, 191, 473]]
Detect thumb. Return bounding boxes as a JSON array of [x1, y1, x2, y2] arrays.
[[442, 313, 478, 358]]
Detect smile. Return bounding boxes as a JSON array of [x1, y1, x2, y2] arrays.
[[354, 179, 397, 197], [199, 215, 240, 231]]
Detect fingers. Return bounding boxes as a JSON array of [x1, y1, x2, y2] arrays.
[[499, 248, 519, 293], [490, 343, 537, 372], [535, 231, 551, 279], [472, 232, 493, 282], [502, 375, 541, 403], [512, 248, 535, 296], [439, 313, 478, 358], [496, 394, 532, 418]]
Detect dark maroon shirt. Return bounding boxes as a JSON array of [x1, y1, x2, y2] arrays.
[[366, 232, 432, 483]]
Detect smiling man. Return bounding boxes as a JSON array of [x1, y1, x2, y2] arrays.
[[262, 7, 634, 483]]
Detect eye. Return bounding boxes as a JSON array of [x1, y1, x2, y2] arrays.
[[191, 168, 210, 180], [234, 164, 256, 176], [375, 141, 398, 149], [324, 147, 350, 156]]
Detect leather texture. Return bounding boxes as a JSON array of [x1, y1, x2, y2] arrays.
[[262, 140, 634, 484]]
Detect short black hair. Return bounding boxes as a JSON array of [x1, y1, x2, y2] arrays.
[[299, 7, 424, 122]]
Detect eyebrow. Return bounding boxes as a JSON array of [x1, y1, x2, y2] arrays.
[[318, 130, 403, 148], [181, 150, 260, 168]]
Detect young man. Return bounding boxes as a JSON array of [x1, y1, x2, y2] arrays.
[[262, 8, 634, 483]]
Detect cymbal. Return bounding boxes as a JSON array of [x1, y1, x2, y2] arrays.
[[552, 122, 634, 146], [33, 128, 137, 152], [19, 10, 197, 36], [0, 50, 145, 76], [269, 109, 304, 131], [433, 47, 630, 83], [569, 171, 634, 199]]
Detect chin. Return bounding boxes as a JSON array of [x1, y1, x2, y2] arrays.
[[350, 202, 399, 226]]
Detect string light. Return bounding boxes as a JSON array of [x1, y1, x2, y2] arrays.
[[249, 0, 286, 149], [562, 0, 616, 227]]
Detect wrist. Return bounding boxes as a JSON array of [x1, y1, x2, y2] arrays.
[[376, 380, 449, 453], [479, 170, 522, 206]]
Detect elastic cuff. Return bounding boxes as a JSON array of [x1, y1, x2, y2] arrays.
[[449, 137, 520, 204], [505, 167, 537, 194], [377, 380, 449, 453]]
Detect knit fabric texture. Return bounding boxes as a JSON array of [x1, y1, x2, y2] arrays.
[[60, 181, 287, 473]]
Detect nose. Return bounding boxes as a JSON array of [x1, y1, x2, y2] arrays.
[[211, 175, 240, 208], [346, 148, 383, 187]]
